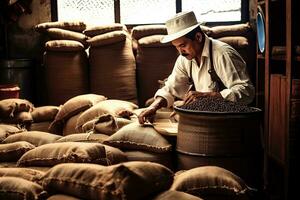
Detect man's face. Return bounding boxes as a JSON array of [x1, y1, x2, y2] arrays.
[[171, 33, 202, 60]]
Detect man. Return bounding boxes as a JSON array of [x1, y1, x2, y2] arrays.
[[138, 11, 254, 124]]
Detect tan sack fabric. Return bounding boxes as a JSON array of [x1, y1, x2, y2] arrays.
[[124, 150, 173, 170], [3, 131, 62, 146], [218, 36, 249, 49], [31, 106, 59, 122], [0, 167, 45, 183], [62, 112, 82, 136], [0, 124, 21, 142], [153, 190, 204, 200], [170, 166, 255, 199], [0, 98, 34, 118], [0, 141, 35, 162], [35, 21, 86, 32], [43, 50, 89, 106], [46, 28, 88, 47], [87, 30, 127, 47], [47, 194, 81, 200], [88, 32, 137, 103], [84, 23, 126, 37], [0, 176, 48, 199], [209, 23, 251, 38], [56, 133, 109, 143], [42, 161, 174, 200], [45, 40, 85, 52], [81, 114, 132, 135], [17, 142, 127, 167], [131, 25, 167, 40], [76, 100, 138, 130], [0, 111, 33, 124], [138, 35, 173, 48], [54, 94, 107, 122], [103, 122, 172, 153], [28, 121, 52, 132], [49, 94, 106, 134]]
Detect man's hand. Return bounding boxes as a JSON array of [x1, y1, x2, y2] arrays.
[[183, 91, 222, 105], [138, 96, 167, 124], [138, 106, 157, 124]]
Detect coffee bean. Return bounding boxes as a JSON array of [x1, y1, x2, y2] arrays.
[[178, 96, 257, 113]]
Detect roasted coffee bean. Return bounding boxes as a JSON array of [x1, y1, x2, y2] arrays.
[[179, 96, 257, 113]]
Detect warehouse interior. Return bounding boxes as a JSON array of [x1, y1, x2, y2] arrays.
[[0, 0, 298, 200]]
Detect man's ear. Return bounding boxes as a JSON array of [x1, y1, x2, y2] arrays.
[[195, 32, 203, 42]]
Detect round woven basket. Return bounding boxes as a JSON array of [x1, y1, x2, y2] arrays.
[[174, 107, 262, 156], [174, 106, 263, 188]]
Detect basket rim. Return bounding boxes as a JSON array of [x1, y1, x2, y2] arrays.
[[174, 106, 262, 115]]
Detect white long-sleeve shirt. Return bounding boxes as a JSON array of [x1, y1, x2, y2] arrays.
[[154, 35, 255, 107]]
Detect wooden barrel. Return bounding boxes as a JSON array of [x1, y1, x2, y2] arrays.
[[174, 106, 263, 188]]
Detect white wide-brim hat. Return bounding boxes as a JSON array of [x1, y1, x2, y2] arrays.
[[161, 11, 201, 43]]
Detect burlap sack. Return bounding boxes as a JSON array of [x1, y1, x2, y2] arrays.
[[56, 133, 109, 143], [153, 190, 203, 200], [209, 23, 251, 38], [43, 50, 89, 106], [218, 36, 249, 49], [28, 121, 52, 132], [124, 150, 173, 170], [0, 176, 48, 199], [84, 23, 126, 37], [42, 161, 173, 200], [171, 166, 255, 200], [45, 40, 85, 52], [63, 112, 82, 136], [87, 30, 127, 47], [76, 100, 138, 131], [80, 114, 132, 135], [88, 31, 137, 103], [0, 111, 33, 124], [131, 25, 167, 40], [31, 106, 60, 122], [0, 98, 34, 118], [0, 124, 21, 142], [35, 21, 86, 32], [17, 142, 126, 167], [0, 168, 45, 183], [55, 94, 107, 121], [103, 122, 172, 153], [47, 194, 81, 200], [49, 94, 107, 135], [3, 131, 62, 146], [80, 114, 117, 135], [138, 35, 173, 48], [0, 141, 35, 162], [46, 28, 89, 47]]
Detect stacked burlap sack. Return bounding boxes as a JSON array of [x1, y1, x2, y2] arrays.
[[0, 98, 34, 128], [0, 159, 257, 200], [85, 24, 138, 104], [0, 98, 60, 132], [1, 97, 258, 199], [131, 25, 178, 107], [35, 21, 89, 106]]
